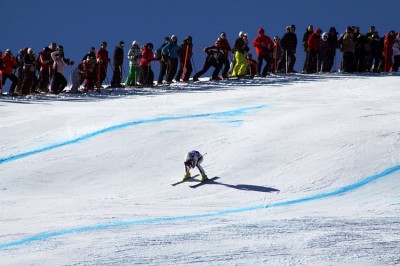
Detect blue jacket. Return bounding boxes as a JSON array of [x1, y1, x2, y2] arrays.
[[162, 41, 179, 59]]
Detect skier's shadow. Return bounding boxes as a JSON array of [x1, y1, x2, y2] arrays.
[[211, 178, 280, 193]]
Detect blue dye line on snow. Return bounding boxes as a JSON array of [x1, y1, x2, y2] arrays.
[[1, 164, 399, 250], [0, 104, 267, 165]]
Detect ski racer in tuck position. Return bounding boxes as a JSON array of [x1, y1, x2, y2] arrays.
[[183, 151, 208, 182]]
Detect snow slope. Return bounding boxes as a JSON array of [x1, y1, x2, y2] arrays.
[[1, 74, 400, 265]]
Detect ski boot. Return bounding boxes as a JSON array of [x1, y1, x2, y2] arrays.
[[200, 173, 209, 182], [182, 172, 191, 181]]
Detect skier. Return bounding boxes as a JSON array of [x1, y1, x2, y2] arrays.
[[183, 150, 208, 182]]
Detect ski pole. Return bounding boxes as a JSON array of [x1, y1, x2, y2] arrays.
[[191, 58, 196, 73], [182, 45, 189, 83]]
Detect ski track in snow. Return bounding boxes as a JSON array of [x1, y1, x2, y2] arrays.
[[0, 105, 267, 165], [0, 163, 399, 250]]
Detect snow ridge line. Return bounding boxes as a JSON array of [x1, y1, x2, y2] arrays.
[[0, 104, 268, 165], [0, 164, 399, 250]]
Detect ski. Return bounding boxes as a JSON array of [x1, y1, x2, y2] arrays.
[[171, 174, 199, 186], [189, 176, 220, 188]]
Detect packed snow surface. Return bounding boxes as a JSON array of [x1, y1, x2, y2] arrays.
[[1, 74, 400, 265]]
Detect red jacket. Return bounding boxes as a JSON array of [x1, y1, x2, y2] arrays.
[[307, 29, 322, 51], [215, 37, 232, 58], [140, 48, 155, 67], [252, 28, 274, 56], [96, 48, 109, 68], [383, 32, 396, 57], [2, 53, 17, 75]]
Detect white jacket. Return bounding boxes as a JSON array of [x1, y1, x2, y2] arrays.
[[51, 51, 67, 74], [393, 38, 400, 57]]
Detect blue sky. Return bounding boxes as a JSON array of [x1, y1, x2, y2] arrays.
[[2, 0, 399, 74]]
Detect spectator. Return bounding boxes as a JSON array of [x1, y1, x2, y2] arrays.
[[392, 33, 400, 72], [326, 27, 339, 72], [252, 27, 274, 76], [339, 27, 355, 73], [162, 35, 179, 83], [37, 47, 52, 92], [215, 32, 232, 79], [21, 48, 38, 94], [51, 50, 71, 94], [2, 49, 18, 96], [279, 25, 297, 73], [156, 37, 170, 85], [302, 25, 314, 73], [96, 41, 110, 88], [175, 36, 193, 82], [232, 31, 249, 77], [192, 44, 224, 81], [111, 41, 125, 87], [139, 43, 156, 86], [382, 30, 396, 72], [125, 41, 141, 86], [304, 28, 322, 73]]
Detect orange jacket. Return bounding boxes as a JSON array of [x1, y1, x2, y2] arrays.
[[2, 53, 17, 75]]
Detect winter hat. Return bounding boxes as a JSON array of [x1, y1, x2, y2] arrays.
[[119, 41, 125, 45], [171, 35, 177, 42], [239, 31, 244, 37], [258, 28, 265, 34], [290, 24, 296, 31], [132, 40, 137, 46], [5, 48, 11, 53], [322, 32, 328, 39], [315, 28, 322, 34], [101, 41, 107, 46]]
